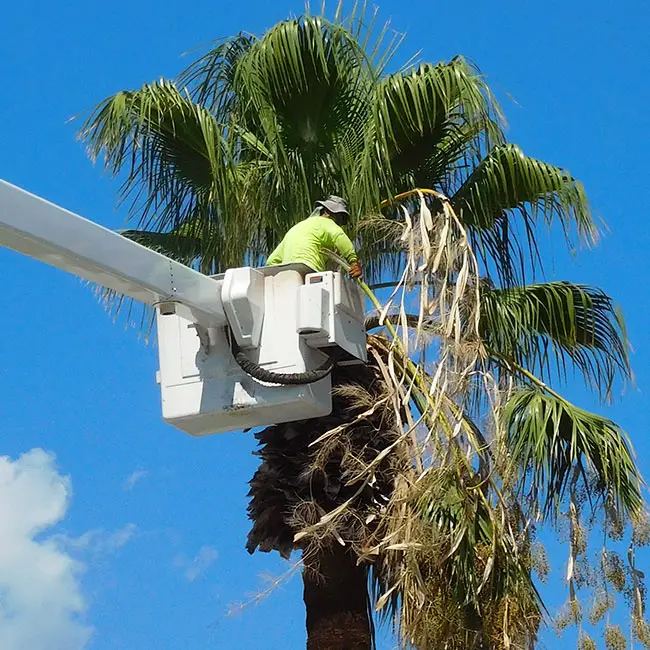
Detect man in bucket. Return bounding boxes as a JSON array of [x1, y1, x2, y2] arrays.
[[266, 195, 362, 280]]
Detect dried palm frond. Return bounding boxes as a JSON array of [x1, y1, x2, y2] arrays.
[[287, 190, 644, 649]]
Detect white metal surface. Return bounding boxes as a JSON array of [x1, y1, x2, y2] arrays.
[[157, 269, 331, 436], [221, 267, 265, 349], [0, 180, 226, 327], [298, 271, 367, 364]]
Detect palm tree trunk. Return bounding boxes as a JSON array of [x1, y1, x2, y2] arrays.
[[303, 546, 372, 650]]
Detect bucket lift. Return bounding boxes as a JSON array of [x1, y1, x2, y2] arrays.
[[0, 180, 367, 436]]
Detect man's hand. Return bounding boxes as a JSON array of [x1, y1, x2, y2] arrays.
[[349, 260, 363, 280]]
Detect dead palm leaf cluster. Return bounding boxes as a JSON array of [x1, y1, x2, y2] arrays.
[[248, 192, 647, 649]]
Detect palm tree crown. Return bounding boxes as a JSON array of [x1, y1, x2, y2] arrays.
[[81, 7, 647, 649]]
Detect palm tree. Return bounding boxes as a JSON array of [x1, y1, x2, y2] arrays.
[[80, 6, 648, 649]]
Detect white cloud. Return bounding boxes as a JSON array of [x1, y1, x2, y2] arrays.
[[105, 523, 137, 551], [174, 546, 218, 582], [123, 469, 148, 491], [0, 448, 93, 650], [56, 523, 137, 556]]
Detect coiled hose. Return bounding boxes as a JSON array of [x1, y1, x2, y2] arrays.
[[230, 315, 439, 385], [228, 328, 334, 385]]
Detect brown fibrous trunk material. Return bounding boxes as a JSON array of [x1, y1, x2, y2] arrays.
[[303, 545, 372, 650]]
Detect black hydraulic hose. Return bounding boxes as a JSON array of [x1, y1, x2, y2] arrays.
[[231, 313, 433, 385], [228, 328, 334, 385]]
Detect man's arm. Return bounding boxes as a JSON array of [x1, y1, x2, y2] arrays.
[[328, 222, 358, 263], [326, 221, 362, 279]]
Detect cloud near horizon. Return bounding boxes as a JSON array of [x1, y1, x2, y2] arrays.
[[0, 448, 93, 650]]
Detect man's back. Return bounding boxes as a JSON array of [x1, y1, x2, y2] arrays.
[[266, 215, 358, 272]]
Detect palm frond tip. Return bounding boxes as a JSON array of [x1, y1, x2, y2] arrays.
[[503, 387, 643, 520], [482, 281, 630, 397]]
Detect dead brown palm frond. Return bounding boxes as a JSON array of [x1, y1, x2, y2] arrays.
[[316, 195, 542, 648], [307, 188, 645, 649]]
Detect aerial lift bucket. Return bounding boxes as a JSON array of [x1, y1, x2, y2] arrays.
[[0, 180, 367, 435]]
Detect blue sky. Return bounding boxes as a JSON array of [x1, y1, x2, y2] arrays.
[[0, 1, 648, 648]]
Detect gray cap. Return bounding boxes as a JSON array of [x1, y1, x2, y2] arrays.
[[315, 195, 349, 217]]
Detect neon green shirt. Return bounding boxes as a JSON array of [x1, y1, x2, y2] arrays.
[[266, 215, 358, 272]]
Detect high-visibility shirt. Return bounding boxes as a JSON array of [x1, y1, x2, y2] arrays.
[[266, 215, 358, 272]]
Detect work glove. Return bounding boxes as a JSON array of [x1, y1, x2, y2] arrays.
[[349, 260, 363, 280]]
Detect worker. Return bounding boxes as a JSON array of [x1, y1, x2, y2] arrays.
[[266, 195, 362, 280]]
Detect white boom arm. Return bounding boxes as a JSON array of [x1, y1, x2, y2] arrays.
[[0, 178, 368, 437], [0, 180, 226, 328]]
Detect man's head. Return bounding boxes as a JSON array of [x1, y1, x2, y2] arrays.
[[315, 195, 349, 225]]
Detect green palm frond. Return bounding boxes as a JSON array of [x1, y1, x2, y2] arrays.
[[425, 117, 505, 193], [453, 144, 594, 234], [233, 17, 372, 155], [374, 58, 502, 185], [452, 144, 596, 285], [81, 80, 228, 194], [79, 80, 250, 271], [360, 57, 506, 282], [178, 33, 255, 118], [482, 281, 630, 398], [360, 59, 507, 280], [227, 16, 377, 226], [503, 387, 643, 521]]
